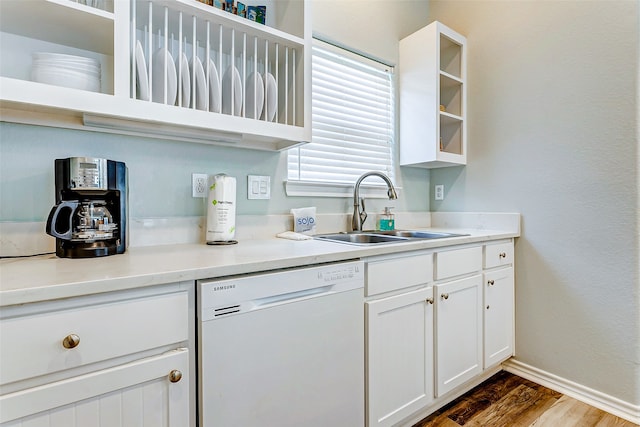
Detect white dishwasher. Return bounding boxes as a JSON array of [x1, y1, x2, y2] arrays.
[[197, 260, 365, 427]]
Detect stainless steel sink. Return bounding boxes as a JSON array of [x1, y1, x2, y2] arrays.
[[314, 230, 469, 245], [376, 230, 469, 239], [314, 233, 409, 245]]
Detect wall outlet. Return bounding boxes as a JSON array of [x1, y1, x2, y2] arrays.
[[435, 184, 444, 201], [192, 173, 208, 198]]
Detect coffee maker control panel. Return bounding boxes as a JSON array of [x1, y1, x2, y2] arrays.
[[70, 157, 108, 190]]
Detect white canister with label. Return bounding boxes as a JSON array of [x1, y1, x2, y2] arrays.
[[206, 174, 237, 243]]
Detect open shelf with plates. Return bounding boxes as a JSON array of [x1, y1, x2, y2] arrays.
[[0, 0, 311, 152], [399, 21, 467, 168]]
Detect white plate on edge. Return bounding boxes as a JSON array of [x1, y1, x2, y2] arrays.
[[135, 41, 149, 101], [222, 65, 242, 116], [245, 72, 264, 119], [175, 53, 190, 108], [263, 72, 277, 122], [190, 57, 207, 111], [207, 59, 221, 113], [151, 47, 177, 105]]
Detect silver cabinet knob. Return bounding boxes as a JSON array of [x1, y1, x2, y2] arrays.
[[499, 252, 507, 258], [169, 369, 183, 383], [426, 297, 434, 305], [486, 305, 490, 310], [488, 280, 495, 286], [62, 334, 80, 349], [441, 293, 449, 300]]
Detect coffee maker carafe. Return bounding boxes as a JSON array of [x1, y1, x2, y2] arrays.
[[46, 157, 128, 258]]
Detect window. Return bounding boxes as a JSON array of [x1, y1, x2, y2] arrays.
[[286, 39, 395, 197]]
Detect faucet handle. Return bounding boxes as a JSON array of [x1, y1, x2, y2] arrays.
[[359, 198, 368, 224]]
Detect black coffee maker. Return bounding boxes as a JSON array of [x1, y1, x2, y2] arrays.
[[46, 157, 128, 258]]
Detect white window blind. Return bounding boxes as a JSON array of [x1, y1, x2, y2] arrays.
[[287, 39, 395, 191]]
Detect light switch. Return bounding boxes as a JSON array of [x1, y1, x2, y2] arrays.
[[248, 175, 271, 199]]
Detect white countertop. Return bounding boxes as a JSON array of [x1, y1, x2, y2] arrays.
[[0, 227, 518, 307]]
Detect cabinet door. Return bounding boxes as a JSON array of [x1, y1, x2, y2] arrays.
[[435, 275, 482, 397], [0, 291, 189, 386], [0, 349, 189, 426], [484, 267, 515, 368], [366, 287, 434, 427]]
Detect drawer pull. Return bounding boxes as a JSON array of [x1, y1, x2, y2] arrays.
[[488, 280, 495, 286], [426, 297, 434, 305], [169, 369, 183, 383], [441, 293, 449, 300], [499, 252, 507, 258], [62, 334, 80, 349]]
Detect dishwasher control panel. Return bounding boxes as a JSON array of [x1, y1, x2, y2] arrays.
[[198, 261, 364, 321], [318, 264, 359, 283]]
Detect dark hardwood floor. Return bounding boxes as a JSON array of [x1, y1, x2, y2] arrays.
[[412, 371, 638, 427]]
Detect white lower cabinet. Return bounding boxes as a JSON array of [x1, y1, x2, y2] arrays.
[[0, 283, 192, 427], [365, 240, 515, 426], [434, 274, 483, 397], [1, 349, 189, 427], [366, 287, 434, 427], [483, 267, 515, 369]]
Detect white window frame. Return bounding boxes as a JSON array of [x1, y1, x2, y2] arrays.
[[285, 38, 398, 198]]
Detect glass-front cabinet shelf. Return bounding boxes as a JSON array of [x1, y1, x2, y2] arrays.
[[399, 21, 467, 168], [0, 0, 311, 151]]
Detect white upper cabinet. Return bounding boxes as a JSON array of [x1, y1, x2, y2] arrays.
[[0, 0, 311, 151], [399, 21, 467, 168]]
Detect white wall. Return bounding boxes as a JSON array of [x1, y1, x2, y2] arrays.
[[427, 0, 640, 407], [312, 0, 430, 65]]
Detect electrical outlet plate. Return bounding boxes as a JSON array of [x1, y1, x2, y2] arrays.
[[192, 173, 208, 198], [247, 175, 271, 200], [435, 184, 444, 201]]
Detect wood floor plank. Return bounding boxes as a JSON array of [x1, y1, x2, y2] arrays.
[[414, 415, 461, 427], [433, 371, 525, 425], [412, 372, 636, 427], [463, 384, 559, 427], [413, 371, 521, 426], [594, 412, 640, 427], [529, 395, 605, 426]]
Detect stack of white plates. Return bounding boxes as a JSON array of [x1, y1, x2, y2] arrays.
[[31, 52, 101, 92]]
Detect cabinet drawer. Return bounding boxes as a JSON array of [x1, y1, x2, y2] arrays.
[[0, 292, 188, 386], [435, 246, 482, 280], [0, 349, 189, 425], [366, 253, 433, 296], [484, 242, 514, 269]]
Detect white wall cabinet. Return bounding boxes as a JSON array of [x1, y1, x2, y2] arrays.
[[0, 283, 193, 427], [0, 0, 311, 151], [399, 21, 466, 168]]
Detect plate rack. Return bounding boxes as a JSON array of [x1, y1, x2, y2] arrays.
[[132, 0, 304, 127]]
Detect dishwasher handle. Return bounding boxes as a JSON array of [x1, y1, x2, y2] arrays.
[[254, 285, 333, 309], [202, 284, 353, 321]]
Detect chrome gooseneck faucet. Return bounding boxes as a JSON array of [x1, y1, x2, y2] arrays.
[[352, 171, 398, 231]]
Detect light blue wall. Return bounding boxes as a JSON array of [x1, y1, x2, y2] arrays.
[[0, 0, 432, 222], [0, 119, 429, 221]]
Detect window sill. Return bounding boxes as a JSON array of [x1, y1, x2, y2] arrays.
[[285, 180, 402, 198]]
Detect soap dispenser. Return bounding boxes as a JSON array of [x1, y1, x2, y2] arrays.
[[378, 207, 395, 231]]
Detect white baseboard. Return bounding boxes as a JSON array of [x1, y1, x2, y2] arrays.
[[503, 359, 640, 425]]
